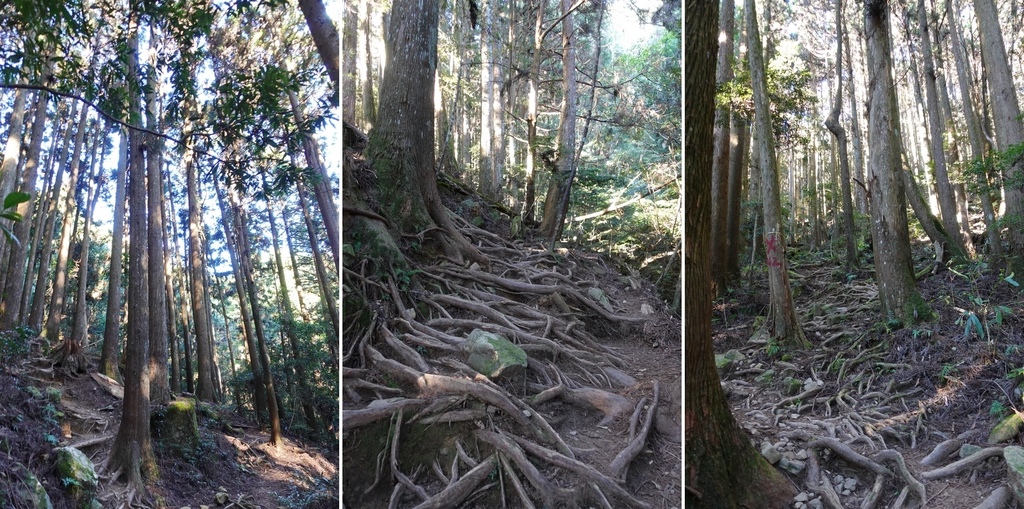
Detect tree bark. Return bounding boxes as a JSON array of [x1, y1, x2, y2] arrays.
[[747, 0, 809, 348], [539, 0, 579, 246], [187, 125, 216, 402], [864, 0, 932, 325], [973, 0, 1024, 271], [824, 0, 859, 269], [366, 0, 487, 267], [99, 127, 129, 380], [685, 0, 796, 504], [479, 0, 494, 197], [0, 78, 51, 330], [917, 0, 967, 254], [522, 0, 547, 224], [43, 105, 90, 341], [711, 0, 735, 291], [298, 0, 340, 93], [108, 25, 155, 493], [299, 184, 339, 340]]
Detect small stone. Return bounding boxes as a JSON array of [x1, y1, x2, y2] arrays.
[[215, 492, 229, 504], [795, 492, 809, 502], [833, 474, 844, 485], [960, 443, 983, 458], [795, 449, 809, 460], [808, 498, 823, 509], [790, 413, 800, 419], [795, 503, 805, 509], [844, 478, 858, 491], [779, 458, 806, 475], [761, 442, 782, 464], [842, 489, 851, 496]]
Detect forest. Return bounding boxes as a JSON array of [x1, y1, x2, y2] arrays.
[[342, 0, 681, 508], [688, 0, 1024, 507], [0, 0, 340, 507]]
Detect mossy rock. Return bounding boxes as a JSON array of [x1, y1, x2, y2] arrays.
[[1005, 445, 1024, 505], [54, 447, 97, 505], [18, 467, 52, 509], [463, 329, 527, 380], [151, 397, 200, 460], [989, 412, 1024, 444]]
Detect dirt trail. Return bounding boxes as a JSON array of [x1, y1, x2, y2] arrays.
[[716, 251, 1024, 508]]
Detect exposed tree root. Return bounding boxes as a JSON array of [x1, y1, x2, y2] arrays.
[[920, 446, 1003, 480], [344, 227, 664, 508]]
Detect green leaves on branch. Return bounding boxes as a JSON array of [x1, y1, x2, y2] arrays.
[[0, 191, 31, 246]]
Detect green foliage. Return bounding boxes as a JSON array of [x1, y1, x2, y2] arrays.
[[0, 191, 30, 247], [0, 325, 35, 364], [991, 400, 1008, 418]]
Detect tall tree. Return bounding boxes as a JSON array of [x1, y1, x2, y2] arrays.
[[107, 25, 156, 496], [824, 0, 858, 269], [747, 0, 809, 348], [864, 0, 932, 324], [365, 0, 486, 267], [973, 0, 1024, 271], [916, 0, 968, 255], [98, 127, 129, 380], [685, 0, 795, 504], [711, 0, 735, 290]]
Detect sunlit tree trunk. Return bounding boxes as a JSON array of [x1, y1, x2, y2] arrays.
[[186, 127, 216, 402], [0, 79, 52, 330], [522, 0, 547, 224], [99, 127, 129, 380], [298, 0, 340, 92], [539, 0, 579, 244], [711, 0, 735, 291], [108, 25, 156, 494], [685, 0, 796, 503], [289, 90, 340, 269], [948, 0, 1001, 259], [28, 101, 76, 332], [263, 175, 318, 431], [725, 5, 749, 280], [825, 0, 858, 269], [845, 20, 868, 215], [917, 0, 967, 255], [342, 0, 357, 123], [63, 122, 107, 371], [973, 0, 1024, 271], [145, 53, 171, 405], [479, 0, 494, 197], [864, 0, 932, 325], [216, 183, 269, 426], [299, 185, 339, 341], [747, 0, 809, 348]]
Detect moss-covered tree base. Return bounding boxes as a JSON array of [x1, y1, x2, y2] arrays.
[[151, 398, 200, 460]]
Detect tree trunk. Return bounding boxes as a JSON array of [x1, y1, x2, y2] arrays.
[[711, 0, 735, 291], [187, 140, 216, 402], [99, 127, 129, 380], [342, 0, 357, 123], [864, 0, 932, 325], [747, 0, 809, 348], [685, 0, 796, 504], [948, 0, 1002, 259], [63, 121, 106, 372], [522, 0, 547, 224], [108, 26, 156, 493], [299, 185, 339, 340], [145, 54, 171, 406], [973, 0, 1024, 271], [824, 0, 859, 269], [845, 21, 868, 215], [263, 175, 318, 431], [479, 0, 494, 197], [298, 0, 340, 92], [917, 0, 967, 255], [366, 0, 487, 267], [0, 82, 51, 330], [27, 101, 76, 331], [216, 183, 268, 426], [43, 105, 90, 341], [538, 0, 579, 245], [725, 6, 750, 280]]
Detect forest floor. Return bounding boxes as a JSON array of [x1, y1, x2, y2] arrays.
[[342, 128, 681, 508], [715, 241, 1024, 508], [0, 342, 338, 509]]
